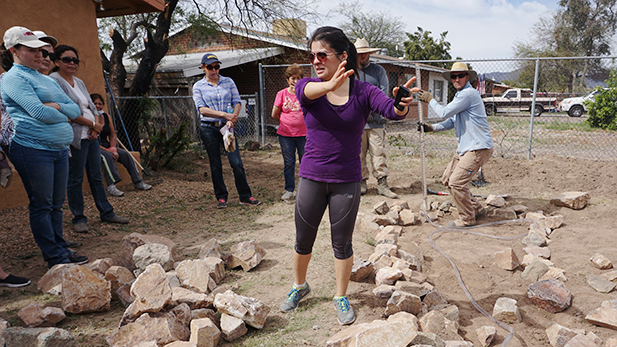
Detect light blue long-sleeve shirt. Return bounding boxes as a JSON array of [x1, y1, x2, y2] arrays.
[[429, 82, 493, 155], [192, 75, 241, 124], [1, 64, 80, 150]]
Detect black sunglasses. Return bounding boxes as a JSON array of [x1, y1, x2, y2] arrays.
[[451, 73, 468, 80], [205, 64, 220, 70], [59, 57, 80, 65], [309, 51, 337, 63], [40, 50, 56, 61]]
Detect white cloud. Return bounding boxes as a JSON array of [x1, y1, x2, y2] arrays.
[[312, 0, 555, 59]]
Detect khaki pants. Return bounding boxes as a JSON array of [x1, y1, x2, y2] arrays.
[[360, 128, 388, 180], [442, 148, 493, 223]]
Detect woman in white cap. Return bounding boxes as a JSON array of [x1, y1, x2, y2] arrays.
[[0, 26, 89, 268]]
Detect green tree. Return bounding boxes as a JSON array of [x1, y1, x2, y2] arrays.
[[403, 27, 453, 69], [586, 68, 617, 130], [336, 1, 406, 57]]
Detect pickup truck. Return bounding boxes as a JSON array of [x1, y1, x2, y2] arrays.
[[482, 88, 557, 116], [559, 88, 606, 117]]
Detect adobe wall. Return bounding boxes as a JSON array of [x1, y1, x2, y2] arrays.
[[0, 0, 106, 99]]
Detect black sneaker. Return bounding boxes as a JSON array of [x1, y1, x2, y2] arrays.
[[0, 274, 31, 288], [240, 197, 261, 206], [217, 199, 228, 209], [68, 254, 88, 265]]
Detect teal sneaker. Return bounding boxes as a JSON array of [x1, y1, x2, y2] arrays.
[[279, 283, 311, 312], [333, 296, 356, 325]]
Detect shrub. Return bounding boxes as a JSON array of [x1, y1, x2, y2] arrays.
[[586, 69, 617, 130]]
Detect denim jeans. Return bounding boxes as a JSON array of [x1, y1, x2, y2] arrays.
[[278, 135, 305, 192], [199, 124, 252, 201], [68, 138, 116, 224], [9, 142, 73, 267]]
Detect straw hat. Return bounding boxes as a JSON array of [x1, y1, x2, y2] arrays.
[[442, 62, 477, 82], [354, 38, 380, 54]]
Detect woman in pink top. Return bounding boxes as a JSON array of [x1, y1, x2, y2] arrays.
[[271, 64, 307, 201]]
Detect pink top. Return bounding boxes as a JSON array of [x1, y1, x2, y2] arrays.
[[274, 88, 306, 137]]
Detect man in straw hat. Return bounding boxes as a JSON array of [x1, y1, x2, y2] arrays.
[[416, 62, 493, 227], [354, 38, 397, 198]]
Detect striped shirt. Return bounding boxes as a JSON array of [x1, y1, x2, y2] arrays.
[[0, 64, 80, 150], [192, 75, 241, 124], [0, 73, 14, 146]]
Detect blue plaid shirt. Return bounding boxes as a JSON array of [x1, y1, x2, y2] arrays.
[[192, 75, 241, 124]]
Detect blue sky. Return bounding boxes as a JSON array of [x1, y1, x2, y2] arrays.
[[312, 0, 559, 59]]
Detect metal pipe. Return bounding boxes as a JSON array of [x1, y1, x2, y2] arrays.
[[258, 63, 266, 147], [527, 58, 540, 160]]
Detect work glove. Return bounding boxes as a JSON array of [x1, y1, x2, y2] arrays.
[[418, 90, 433, 103], [0, 151, 12, 189], [416, 121, 433, 133]]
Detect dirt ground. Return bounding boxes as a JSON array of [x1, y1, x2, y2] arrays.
[[1, 146, 617, 346]]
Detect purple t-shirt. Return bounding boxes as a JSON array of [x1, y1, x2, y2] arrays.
[[296, 77, 405, 183]]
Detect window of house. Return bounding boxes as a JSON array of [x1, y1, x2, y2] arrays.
[[433, 80, 444, 102]]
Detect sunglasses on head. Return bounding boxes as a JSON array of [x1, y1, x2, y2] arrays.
[[308, 51, 337, 63], [60, 57, 80, 65], [451, 73, 468, 80], [40, 50, 56, 61], [205, 64, 220, 70]]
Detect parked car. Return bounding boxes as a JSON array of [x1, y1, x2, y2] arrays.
[[483, 88, 557, 116], [559, 88, 607, 117]]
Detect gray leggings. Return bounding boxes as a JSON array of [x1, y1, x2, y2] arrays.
[[294, 177, 361, 260]]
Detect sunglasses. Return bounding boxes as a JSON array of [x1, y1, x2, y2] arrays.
[[309, 51, 337, 63], [205, 64, 220, 70], [451, 73, 468, 80], [40, 50, 56, 61], [59, 57, 80, 65]]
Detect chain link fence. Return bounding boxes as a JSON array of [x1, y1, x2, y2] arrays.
[[260, 57, 617, 161]]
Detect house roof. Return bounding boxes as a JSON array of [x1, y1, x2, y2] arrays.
[[370, 54, 448, 73], [96, 0, 165, 18], [124, 47, 284, 77]]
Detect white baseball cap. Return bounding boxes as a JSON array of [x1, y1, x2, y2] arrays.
[[32, 31, 58, 47], [3, 26, 49, 49]]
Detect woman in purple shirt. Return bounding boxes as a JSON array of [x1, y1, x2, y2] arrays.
[[278, 26, 416, 325]]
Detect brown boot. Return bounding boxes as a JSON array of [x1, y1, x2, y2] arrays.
[[360, 180, 367, 195], [377, 177, 398, 199]]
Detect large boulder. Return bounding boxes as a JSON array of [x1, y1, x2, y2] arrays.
[[61, 265, 111, 314], [213, 290, 270, 329], [120, 233, 177, 271], [3, 327, 75, 347], [133, 243, 175, 272], [223, 241, 266, 271]]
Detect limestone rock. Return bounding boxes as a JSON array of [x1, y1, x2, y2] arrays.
[[223, 240, 266, 271], [399, 209, 418, 226], [3, 327, 75, 347], [375, 244, 398, 257], [203, 257, 225, 284], [61, 265, 111, 314], [546, 322, 578, 347], [392, 200, 410, 210], [528, 279, 572, 313], [133, 243, 175, 272], [521, 254, 554, 268], [105, 266, 135, 301], [438, 201, 452, 212], [486, 194, 505, 207], [375, 228, 399, 245], [375, 267, 403, 286], [189, 318, 220, 347], [372, 215, 398, 226], [521, 260, 550, 282], [524, 245, 551, 259], [350, 257, 375, 282], [171, 287, 214, 309], [191, 308, 218, 324], [423, 290, 449, 309], [587, 274, 616, 293], [386, 210, 400, 224], [107, 304, 191, 347], [398, 249, 422, 271], [84, 258, 113, 275], [37, 264, 72, 295], [124, 263, 173, 322], [198, 238, 222, 259], [476, 325, 497, 347], [373, 201, 390, 215], [495, 248, 519, 270], [395, 281, 430, 298], [370, 254, 392, 271], [522, 231, 548, 247], [601, 270, 617, 282], [419, 310, 462, 341], [487, 207, 518, 220], [166, 270, 181, 288], [121, 232, 177, 271], [511, 204, 529, 214], [116, 282, 134, 308], [540, 267, 568, 282], [493, 297, 521, 324], [586, 299, 617, 329], [432, 304, 460, 324], [606, 338, 617, 347], [373, 285, 397, 299], [220, 313, 248, 342], [325, 316, 418, 347], [385, 290, 422, 316], [213, 290, 270, 329], [409, 332, 446, 347], [164, 342, 197, 347], [550, 191, 590, 210], [391, 257, 412, 271], [545, 215, 565, 229], [0, 317, 8, 347], [17, 304, 65, 328], [591, 253, 613, 270], [176, 259, 214, 294], [563, 334, 602, 347], [355, 213, 381, 234]]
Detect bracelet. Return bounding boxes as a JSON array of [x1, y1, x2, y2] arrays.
[[90, 120, 95, 128]]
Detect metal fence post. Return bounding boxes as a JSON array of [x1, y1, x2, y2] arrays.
[[527, 58, 540, 161], [253, 92, 259, 142], [258, 63, 266, 147], [161, 98, 170, 140]]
